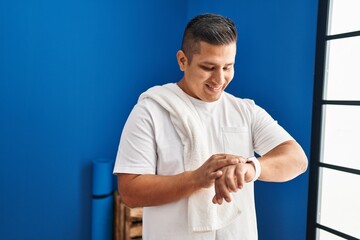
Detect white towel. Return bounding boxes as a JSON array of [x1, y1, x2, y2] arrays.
[[139, 83, 241, 232]]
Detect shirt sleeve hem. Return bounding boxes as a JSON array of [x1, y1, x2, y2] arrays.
[[113, 167, 155, 175]]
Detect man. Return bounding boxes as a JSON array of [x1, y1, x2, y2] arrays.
[[113, 13, 308, 240]]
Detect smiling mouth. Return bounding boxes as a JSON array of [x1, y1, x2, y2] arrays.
[[206, 84, 222, 92]]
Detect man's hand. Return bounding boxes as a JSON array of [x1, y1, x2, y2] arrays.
[[192, 154, 243, 189], [212, 158, 256, 205]]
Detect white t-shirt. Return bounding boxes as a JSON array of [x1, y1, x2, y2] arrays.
[[114, 84, 293, 240]]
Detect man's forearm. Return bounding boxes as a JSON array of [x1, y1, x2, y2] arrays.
[[118, 172, 198, 208], [258, 140, 308, 182]]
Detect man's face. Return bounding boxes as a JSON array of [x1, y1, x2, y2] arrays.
[[177, 41, 236, 102]]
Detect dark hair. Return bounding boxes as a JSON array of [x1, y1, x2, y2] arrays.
[[181, 13, 237, 62]]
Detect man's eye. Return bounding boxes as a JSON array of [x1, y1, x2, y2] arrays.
[[223, 66, 233, 71], [200, 66, 214, 71]]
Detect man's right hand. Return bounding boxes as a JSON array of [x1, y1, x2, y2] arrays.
[[192, 154, 242, 189]]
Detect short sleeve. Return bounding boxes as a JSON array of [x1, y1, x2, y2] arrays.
[[250, 102, 293, 156], [113, 99, 157, 175]]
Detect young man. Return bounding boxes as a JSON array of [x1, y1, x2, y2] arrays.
[[113, 13, 308, 239]]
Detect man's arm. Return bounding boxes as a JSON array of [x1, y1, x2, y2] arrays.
[[213, 140, 308, 204], [258, 140, 308, 182], [117, 154, 241, 208], [118, 172, 197, 208]]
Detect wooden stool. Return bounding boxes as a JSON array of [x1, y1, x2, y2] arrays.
[[114, 191, 143, 240]]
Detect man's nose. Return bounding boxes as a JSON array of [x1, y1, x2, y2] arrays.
[[212, 69, 225, 85]]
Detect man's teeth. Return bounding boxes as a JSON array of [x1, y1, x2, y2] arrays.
[[208, 85, 221, 90]]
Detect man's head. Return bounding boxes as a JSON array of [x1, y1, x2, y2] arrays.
[[181, 13, 237, 63], [177, 13, 237, 102]]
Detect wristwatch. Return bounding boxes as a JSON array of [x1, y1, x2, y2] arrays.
[[247, 156, 261, 182]]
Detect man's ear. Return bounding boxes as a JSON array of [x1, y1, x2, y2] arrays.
[[176, 50, 187, 71]]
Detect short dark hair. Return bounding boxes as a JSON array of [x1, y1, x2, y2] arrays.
[[181, 13, 237, 62]]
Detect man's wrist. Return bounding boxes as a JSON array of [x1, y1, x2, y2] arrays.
[[247, 157, 261, 182]]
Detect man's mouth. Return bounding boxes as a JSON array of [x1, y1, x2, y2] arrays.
[[206, 84, 222, 92]]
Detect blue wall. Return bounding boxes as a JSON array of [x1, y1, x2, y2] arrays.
[[0, 0, 317, 239], [0, 0, 186, 239]]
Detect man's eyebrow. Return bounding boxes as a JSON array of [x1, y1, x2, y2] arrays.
[[200, 61, 234, 66]]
